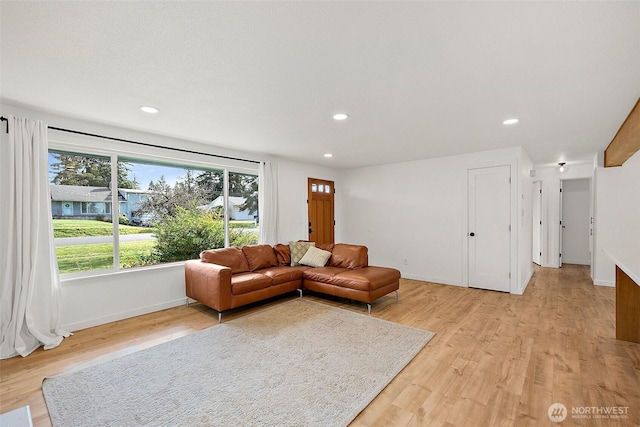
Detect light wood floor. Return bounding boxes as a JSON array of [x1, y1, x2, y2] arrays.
[[1, 264, 639, 426]]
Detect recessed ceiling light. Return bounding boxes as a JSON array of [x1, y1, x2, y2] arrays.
[[333, 113, 349, 121], [324, 153, 333, 158], [502, 118, 519, 125], [140, 106, 159, 114]]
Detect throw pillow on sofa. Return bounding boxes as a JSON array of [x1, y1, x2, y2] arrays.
[[289, 241, 315, 266], [330, 244, 368, 269], [242, 244, 278, 271], [273, 243, 291, 266], [315, 242, 335, 253], [298, 246, 332, 268]]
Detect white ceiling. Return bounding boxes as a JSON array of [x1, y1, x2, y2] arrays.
[[1, 1, 639, 169]]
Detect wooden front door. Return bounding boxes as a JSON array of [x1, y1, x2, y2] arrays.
[[308, 178, 335, 244]]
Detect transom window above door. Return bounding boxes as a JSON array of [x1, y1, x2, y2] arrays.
[[311, 183, 332, 193]]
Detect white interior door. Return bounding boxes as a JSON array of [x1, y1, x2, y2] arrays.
[[468, 166, 511, 292], [532, 181, 542, 265], [561, 179, 591, 265]]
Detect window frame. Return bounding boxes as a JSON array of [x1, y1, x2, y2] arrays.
[[48, 138, 259, 281]]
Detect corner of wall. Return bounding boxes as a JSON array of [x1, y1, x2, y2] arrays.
[[514, 266, 534, 295], [592, 150, 640, 285]]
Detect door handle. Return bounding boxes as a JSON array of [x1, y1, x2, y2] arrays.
[[309, 229, 313, 234], [469, 232, 475, 237]]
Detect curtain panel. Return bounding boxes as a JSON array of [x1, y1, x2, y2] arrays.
[[0, 115, 69, 359], [258, 161, 278, 245]]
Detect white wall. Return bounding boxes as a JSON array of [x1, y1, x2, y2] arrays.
[[1, 102, 338, 331], [532, 162, 594, 268], [517, 147, 534, 293], [593, 150, 640, 286], [340, 147, 533, 294], [276, 159, 341, 244], [60, 265, 186, 331]]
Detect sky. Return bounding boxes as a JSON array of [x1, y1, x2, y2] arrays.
[[127, 162, 195, 188]]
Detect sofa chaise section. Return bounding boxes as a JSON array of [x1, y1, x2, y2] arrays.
[[301, 244, 400, 314]]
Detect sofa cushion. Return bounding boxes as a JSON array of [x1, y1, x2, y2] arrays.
[[259, 266, 309, 285], [330, 267, 401, 291], [200, 247, 249, 274], [231, 272, 273, 295], [273, 243, 291, 266], [330, 244, 368, 269], [242, 245, 278, 271], [299, 246, 332, 268], [303, 266, 350, 282], [289, 241, 315, 266]]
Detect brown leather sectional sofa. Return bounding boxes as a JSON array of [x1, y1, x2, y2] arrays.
[[184, 243, 401, 322]]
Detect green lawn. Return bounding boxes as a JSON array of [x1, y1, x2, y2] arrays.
[[54, 219, 259, 274], [56, 240, 155, 273], [53, 219, 152, 238], [229, 220, 257, 229]]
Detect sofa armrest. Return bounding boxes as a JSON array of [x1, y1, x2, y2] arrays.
[[185, 260, 233, 312]]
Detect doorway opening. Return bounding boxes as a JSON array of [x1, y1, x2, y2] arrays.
[[560, 178, 592, 268]]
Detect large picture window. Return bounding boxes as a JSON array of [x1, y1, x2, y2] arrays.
[[49, 149, 259, 275]]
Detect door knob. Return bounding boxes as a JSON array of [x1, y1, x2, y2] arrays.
[[469, 232, 475, 236]]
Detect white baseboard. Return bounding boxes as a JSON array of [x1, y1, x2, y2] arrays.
[[594, 280, 615, 287], [562, 260, 591, 266], [62, 298, 187, 332], [401, 274, 466, 287]]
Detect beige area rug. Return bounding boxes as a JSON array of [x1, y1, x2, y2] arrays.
[[43, 299, 434, 426]]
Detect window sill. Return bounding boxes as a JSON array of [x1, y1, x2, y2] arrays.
[[59, 261, 187, 286]]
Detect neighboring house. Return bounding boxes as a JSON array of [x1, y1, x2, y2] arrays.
[[198, 196, 256, 221], [118, 188, 150, 220], [50, 185, 118, 219], [50, 185, 150, 221]]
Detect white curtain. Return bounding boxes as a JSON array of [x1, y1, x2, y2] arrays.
[[0, 115, 69, 359], [258, 161, 279, 245]]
